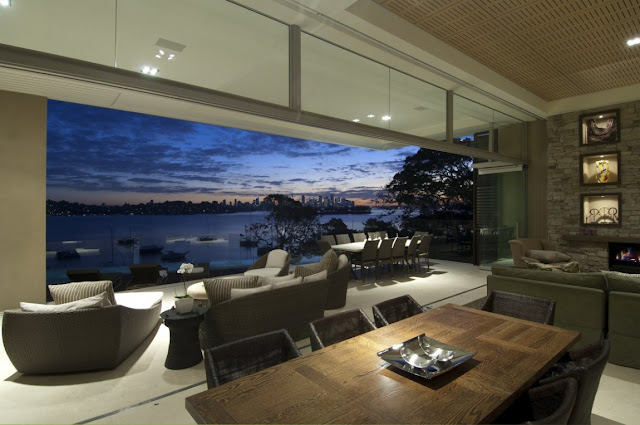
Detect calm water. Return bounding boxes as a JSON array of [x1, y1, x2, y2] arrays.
[[46, 209, 401, 283]]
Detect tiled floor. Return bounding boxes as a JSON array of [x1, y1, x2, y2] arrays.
[[0, 259, 638, 424]]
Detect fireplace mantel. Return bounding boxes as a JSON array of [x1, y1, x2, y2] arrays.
[[563, 235, 640, 244]]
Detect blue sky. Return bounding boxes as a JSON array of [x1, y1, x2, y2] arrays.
[[46, 100, 419, 206]]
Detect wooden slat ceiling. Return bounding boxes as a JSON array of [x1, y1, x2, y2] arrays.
[[374, 0, 640, 101]]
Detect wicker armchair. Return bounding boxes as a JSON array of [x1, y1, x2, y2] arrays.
[[244, 249, 290, 277], [372, 294, 427, 327], [538, 339, 610, 425], [308, 308, 376, 351], [204, 329, 301, 389], [325, 254, 351, 309], [481, 290, 556, 325]]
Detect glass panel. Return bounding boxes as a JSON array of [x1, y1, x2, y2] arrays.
[[389, 70, 447, 139], [475, 170, 525, 268], [302, 33, 390, 129], [0, 0, 116, 66], [115, 0, 289, 105]]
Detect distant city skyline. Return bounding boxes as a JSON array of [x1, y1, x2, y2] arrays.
[[46, 100, 419, 207]]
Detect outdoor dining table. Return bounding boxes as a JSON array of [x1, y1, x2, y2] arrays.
[[185, 304, 580, 424], [331, 238, 414, 254]]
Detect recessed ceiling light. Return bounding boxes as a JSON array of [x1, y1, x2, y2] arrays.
[[627, 37, 640, 46], [366, 114, 375, 118], [0, 0, 11, 7], [155, 54, 162, 59], [598, 115, 604, 118], [141, 66, 159, 75], [381, 115, 391, 121], [352, 118, 360, 122]]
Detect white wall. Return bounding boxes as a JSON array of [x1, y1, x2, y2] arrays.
[[0, 90, 47, 310]]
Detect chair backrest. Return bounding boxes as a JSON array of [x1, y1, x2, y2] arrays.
[[66, 269, 101, 282], [419, 234, 433, 254], [320, 234, 336, 244], [368, 231, 380, 240], [378, 231, 388, 239], [352, 233, 366, 242], [335, 234, 351, 244], [266, 249, 289, 268], [129, 263, 162, 285], [317, 239, 332, 255], [481, 290, 556, 325], [361, 240, 379, 262], [308, 308, 375, 351], [392, 237, 408, 259], [406, 236, 420, 256], [527, 377, 578, 425], [540, 339, 610, 425], [204, 329, 301, 388], [372, 294, 425, 327], [377, 238, 393, 260]]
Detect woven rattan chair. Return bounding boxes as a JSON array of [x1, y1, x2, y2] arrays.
[[308, 309, 376, 351], [417, 234, 433, 271], [538, 339, 610, 425], [405, 236, 420, 272], [335, 234, 351, 244], [376, 238, 394, 279], [352, 233, 366, 242], [372, 294, 427, 327], [391, 236, 408, 276], [481, 290, 556, 325], [203, 329, 301, 389], [495, 377, 578, 424], [352, 240, 379, 282]]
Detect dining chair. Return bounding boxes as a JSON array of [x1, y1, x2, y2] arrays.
[[405, 235, 421, 272], [494, 377, 578, 424], [538, 339, 610, 425], [417, 234, 433, 271], [351, 239, 379, 282], [480, 290, 556, 325], [335, 233, 351, 244], [308, 309, 376, 351], [376, 238, 394, 278], [352, 233, 366, 242], [372, 294, 427, 327], [391, 236, 408, 276], [320, 234, 336, 245], [378, 231, 388, 239], [203, 329, 302, 389], [368, 231, 380, 240]]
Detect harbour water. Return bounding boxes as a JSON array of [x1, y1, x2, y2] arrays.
[[46, 208, 401, 283]]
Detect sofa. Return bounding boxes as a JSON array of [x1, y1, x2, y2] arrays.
[[2, 288, 162, 374], [508, 238, 575, 269], [294, 250, 350, 309], [488, 266, 640, 368]]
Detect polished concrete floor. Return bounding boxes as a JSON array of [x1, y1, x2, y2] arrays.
[[0, 259, 638, 424]]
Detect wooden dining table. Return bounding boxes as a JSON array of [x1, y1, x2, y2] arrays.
[[185, 304, 580, 424]]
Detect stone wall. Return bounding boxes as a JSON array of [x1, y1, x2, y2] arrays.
[[547, 100, 640, 271]]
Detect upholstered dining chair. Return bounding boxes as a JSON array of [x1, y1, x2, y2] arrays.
[[405, 235, 421, 271], [203, 329, 301, 389], [320, 234, 336, 245], [376, 238, 394, 279], [335, 234, 351, 244], [391, 236, 408, 276], [372, 294, 427, 327], [481, 290, 556, 325], [417, 234, 433, 271], [352, 233, 366, 242], [538, 339, 610, 425], [352, 239, 379, 282], [308, 309, 376, 351], [367, 231, 380, 240]]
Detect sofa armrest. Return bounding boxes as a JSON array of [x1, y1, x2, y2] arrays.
[[509, 240, 528, 268]]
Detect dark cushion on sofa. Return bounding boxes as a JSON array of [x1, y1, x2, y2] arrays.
[[491, 266, 607, 291]]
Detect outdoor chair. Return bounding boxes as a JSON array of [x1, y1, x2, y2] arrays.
[[405, 236, 420, 272], [417, 234, 433, 271], [494, 377, 578, 425], [352, 240, 379, 282], [378, 231, 388, 239], [352, 233, 366, 242], [538, 339, 610, 425], [391, 236, 408, 276], [128, 263, 168, 288], [317, 239, 332, 255], [372, 294, 427, 327], [481, 290, 556, 325], [367, 231, 380, 240], [203, 329, 301, 389], [320, 234, 336, 245], [244, 249, 290, 277], [376, 238, 394, 279], [335, 234, 351, 244], [308, 308, 376, 351]]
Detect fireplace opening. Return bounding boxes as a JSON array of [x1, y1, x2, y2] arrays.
[[609, 242, 640, 273]]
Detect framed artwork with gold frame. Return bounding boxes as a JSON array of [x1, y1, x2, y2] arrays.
[[579, 109, 620, 145], [580, 151, 620, 185]]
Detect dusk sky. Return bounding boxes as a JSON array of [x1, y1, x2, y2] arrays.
[[47, 100, 419, 206]]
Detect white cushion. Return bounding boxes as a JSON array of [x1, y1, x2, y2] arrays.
[[265, 249, 288, 268], [230, 284, 272, 299], [21, 292, 110, 312], [244, 268, 283, 277], [114, 291, 163, 309], [271, 277, 304, 290], [337, 255, 349, 268], [303, 270, 328, 283], [186, 281, 206, 299]]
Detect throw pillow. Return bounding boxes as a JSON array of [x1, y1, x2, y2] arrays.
[[20, 292, 111, 312], [526, 250, 572, 264], [294, 262, 325, 278], [203, 275, 261, 305], [259, 274, 298, 286], [271, 277, 304, 290], [320, 249, 339, 272], [48, 280, 116, 305], [230, 284, 272, 299], [303, 269, 328, 283]]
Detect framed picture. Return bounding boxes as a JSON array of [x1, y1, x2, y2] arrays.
[[579, 109, 619, 145], [581, 193, 620, 226], [580, 151, 620, 185]]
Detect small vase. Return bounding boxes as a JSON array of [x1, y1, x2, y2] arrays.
[[175, 297, 194, 314]]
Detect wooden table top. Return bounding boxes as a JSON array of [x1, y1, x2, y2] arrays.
[[185, 304, 580, 424]]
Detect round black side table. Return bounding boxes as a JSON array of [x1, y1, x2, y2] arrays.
[[160, 305, 208, 370]]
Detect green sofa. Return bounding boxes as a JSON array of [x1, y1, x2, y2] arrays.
[[488, 266, 640, 369]]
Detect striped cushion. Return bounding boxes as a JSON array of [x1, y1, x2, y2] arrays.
[[320, 249, 339, 272], [203, 276, 261, 305], [48, 280, 116, 305], [294, 262, 326, 278]]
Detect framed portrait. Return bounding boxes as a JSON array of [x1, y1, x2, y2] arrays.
[[581, 193, 620, 226], [580, 151, 620, 185], [579, 109, 620, 145]]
